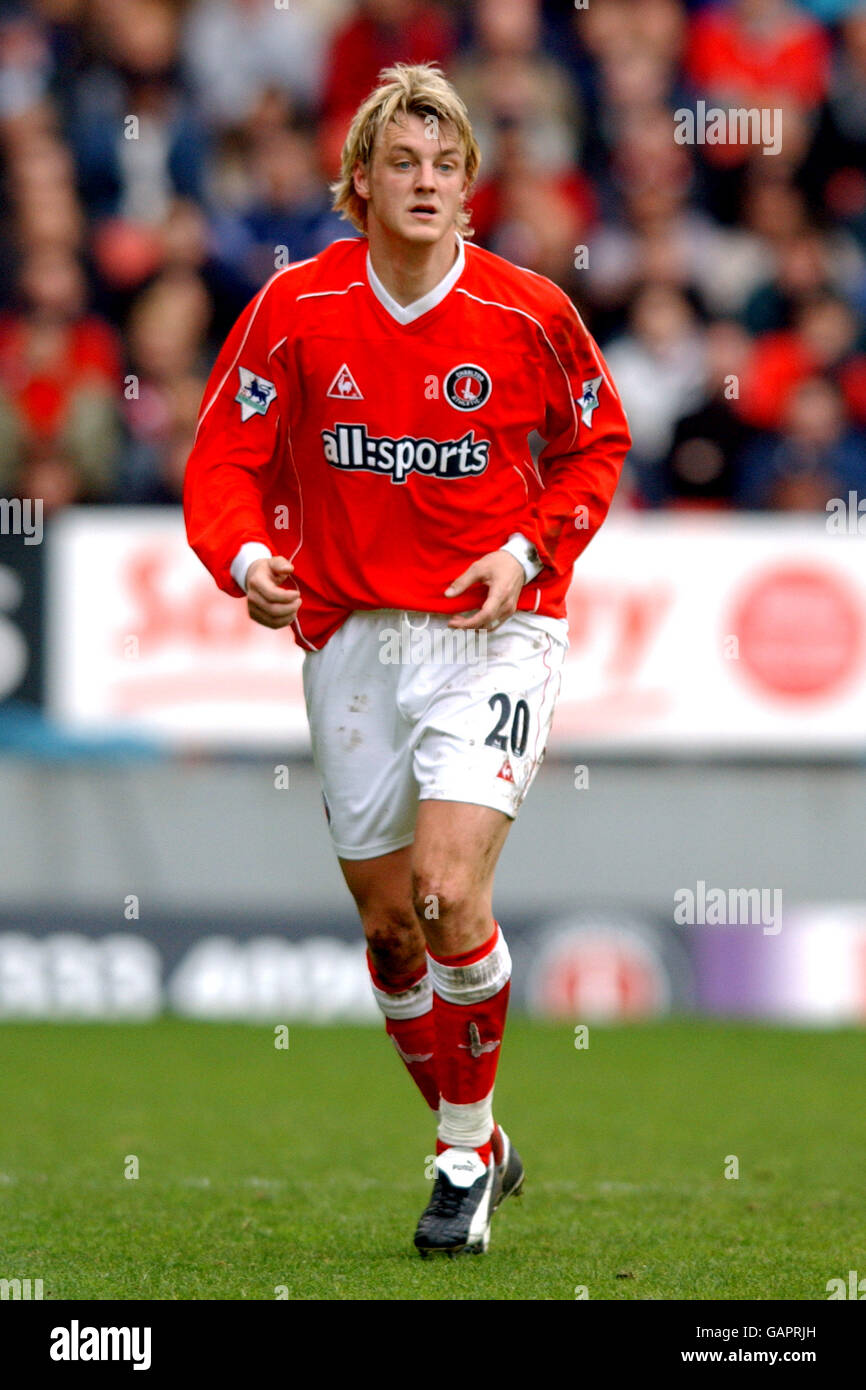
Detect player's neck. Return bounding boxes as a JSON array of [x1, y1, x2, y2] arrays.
[[365, 223, 459, 308]]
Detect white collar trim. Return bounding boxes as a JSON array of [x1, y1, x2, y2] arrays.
[[366, 236, 465, 324]]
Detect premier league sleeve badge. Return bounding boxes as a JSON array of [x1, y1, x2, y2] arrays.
[[235, 366, 278, 422]]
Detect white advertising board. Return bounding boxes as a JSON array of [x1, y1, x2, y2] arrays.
[[47, 510, 866, 753]]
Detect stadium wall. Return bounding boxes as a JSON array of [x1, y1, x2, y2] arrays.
[[0, 758, 864, 1025]]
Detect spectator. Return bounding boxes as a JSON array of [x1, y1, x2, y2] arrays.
[[663, 320, 758, 507], [740, 227, 858, 335], [583, 106, 694, 335], [469, 122, 595, 287], [72, 0, 205, 220], [120, 270, 211, 503], [0, 9, 54, 125], [739, 291, 866, 431], [802, 9, 866, 249], [70, 0, 207, 297], [603, 282, 707, 504], [320, 0, 456, 172], [575, 0, 686, 184], [449, 0, 583, 175], [585, 179, 767, 327], [683, 0, 832, 219], [736, 375, 866, 509], [0, 246, 121, 499], [182, 0, 334, 130], [209, 126, 350, 306], [685, 0, 832, 116]]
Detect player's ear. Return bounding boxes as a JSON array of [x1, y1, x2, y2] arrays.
[[353, 161, 371, 203]]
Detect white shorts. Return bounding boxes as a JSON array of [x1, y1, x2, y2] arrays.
[[301, 608, 569, 860]]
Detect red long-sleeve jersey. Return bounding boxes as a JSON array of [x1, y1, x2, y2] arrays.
[[184, 234, 631, 650]]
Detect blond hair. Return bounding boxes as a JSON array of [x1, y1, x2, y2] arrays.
[[330, 63, 481, 238]]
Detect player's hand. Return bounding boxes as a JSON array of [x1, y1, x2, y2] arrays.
[[444, 550, 525, 630], [245, 556, 301, 629]]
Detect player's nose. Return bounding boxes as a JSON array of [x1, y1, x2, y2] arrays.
[[414, 162, 437, 189]]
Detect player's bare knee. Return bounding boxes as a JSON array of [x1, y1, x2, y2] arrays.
[[367, 940, 427, 988], [362, 908, 425, 982], [410, 870, 475, 929]]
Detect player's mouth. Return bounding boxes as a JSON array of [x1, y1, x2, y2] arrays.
[[409, 204, 439, 220]]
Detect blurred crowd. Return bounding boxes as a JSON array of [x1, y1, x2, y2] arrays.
[[0, 0, 865, 515]]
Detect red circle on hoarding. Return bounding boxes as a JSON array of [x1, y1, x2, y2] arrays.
[[531, 929, 669, 1021], [730, 564, 862, 700]]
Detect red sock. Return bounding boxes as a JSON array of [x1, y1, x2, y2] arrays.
[[385, 1013, 439, 1111], [428, 923, 512, 1163], [367, 952, 439, 1111]]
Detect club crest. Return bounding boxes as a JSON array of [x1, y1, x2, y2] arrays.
[[445, 363, 492, 411]]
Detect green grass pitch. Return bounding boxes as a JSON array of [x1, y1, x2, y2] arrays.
[[1, 1018, 862, 1300]]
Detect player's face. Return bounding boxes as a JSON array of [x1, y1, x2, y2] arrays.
[[356, 114, 468, 246]]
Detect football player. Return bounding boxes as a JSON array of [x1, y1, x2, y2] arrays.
[[184, 63, 630, 1256]]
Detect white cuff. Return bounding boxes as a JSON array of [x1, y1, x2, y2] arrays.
[[370, 972, 433, 1021], [427, 926, 512, 1006], [230, 542, 273, 594], [499, 532, 543, 584]]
